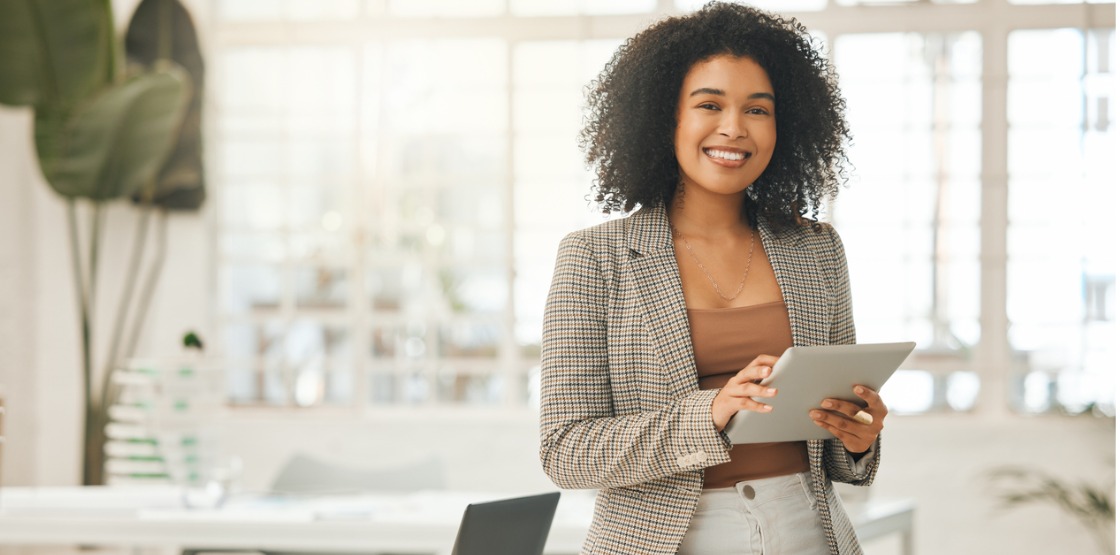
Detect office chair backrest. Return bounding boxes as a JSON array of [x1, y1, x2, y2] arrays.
[[270, 453, 445, 495], [450, 492, 561, 555]]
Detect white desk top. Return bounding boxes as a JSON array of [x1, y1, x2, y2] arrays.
[[0, 486, 593, 553], [0, 486, 912, 554]]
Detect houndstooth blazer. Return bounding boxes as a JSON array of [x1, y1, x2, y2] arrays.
[[539, 203, 880, 555]]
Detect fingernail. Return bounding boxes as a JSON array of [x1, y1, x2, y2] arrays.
[[822, 400, 834, 409], [766, 388, 776, 394], [762, 367, 771, 375], [762, 405, 773, 412], [855, 386, 865, 394], [812, 411, 824, 420]]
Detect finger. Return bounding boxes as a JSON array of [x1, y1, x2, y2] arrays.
[[853, 385, 886, 410], [813, 419, 872, 452], [733, 355, 781, 382], [812, 416, 861, 441], [748, 354, 780, 369], [819, 398, 867, 418], [725, 382, 778, 399], [820, 399, 882, 426], [815, 416, 873, 452], [732, 396, 774, 413], [810, 409, 880, 432], [732, 363, 772, 385]]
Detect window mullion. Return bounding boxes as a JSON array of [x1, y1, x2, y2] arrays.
[[351, 40, 370, 412], [977, 14, 1010, 417], [503, 40, 518, 409]]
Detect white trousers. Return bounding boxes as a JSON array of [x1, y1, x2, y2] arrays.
[[678, 472, 832, 555]]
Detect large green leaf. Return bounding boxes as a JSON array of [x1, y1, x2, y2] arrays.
[[125, 0, 206, 211], [0, 0, 112, 107], [35, 68, 190, 201]]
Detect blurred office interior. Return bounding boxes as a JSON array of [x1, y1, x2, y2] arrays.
[[0, 0, 1114, 554]]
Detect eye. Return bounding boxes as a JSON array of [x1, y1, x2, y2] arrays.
[[698, 102, 721, 111], [747, 107, 771, 116]]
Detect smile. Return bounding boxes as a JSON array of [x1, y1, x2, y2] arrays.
[[703, 148, 749, 161]]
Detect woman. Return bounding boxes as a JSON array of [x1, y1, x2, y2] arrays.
[[539, 3, 886, 555]]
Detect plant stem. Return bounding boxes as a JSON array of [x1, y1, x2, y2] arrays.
[[67, 201, 98, 484], [87, 201, 107, 484], [66, 201, 91, 414], [83, 405, 105, 486], [101, 200, 153, 430], [89, 203, 104, 328], [124, 209, 169, 361]]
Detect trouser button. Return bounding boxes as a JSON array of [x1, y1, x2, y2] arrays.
[[741, 485, 755, 500]]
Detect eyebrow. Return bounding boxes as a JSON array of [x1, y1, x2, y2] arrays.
[[688, 87, 775, 101]]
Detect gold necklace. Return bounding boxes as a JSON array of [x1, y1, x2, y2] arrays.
[[672, 226, 755, 302]]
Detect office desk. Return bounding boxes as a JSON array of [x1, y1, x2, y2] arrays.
[[0, 487, 913, 554]]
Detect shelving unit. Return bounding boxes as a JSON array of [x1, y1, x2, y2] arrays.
[[104, 358, 223, 486]]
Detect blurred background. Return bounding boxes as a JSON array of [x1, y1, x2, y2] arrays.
[[0, 0, 1114, 554]]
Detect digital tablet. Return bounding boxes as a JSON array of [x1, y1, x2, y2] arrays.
[[722, 342, 916, 444]]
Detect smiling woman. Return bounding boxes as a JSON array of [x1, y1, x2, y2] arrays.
[[541, 3, 877, 555]]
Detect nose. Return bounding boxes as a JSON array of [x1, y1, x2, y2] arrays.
[[717, 112, 747, 139]]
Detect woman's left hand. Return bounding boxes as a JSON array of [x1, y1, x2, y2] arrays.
[[810, 385, 886, 454]]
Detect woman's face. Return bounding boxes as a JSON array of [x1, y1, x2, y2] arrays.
[[674, 55, 776, 199]]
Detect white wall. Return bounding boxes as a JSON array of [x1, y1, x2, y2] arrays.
[[0, 102, 211, 485], [0, 105, 37, 485]]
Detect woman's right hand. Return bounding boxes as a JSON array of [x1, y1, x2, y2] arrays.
[[711, 354, 780, 431]]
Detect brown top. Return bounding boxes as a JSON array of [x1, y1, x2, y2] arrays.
[[687, 301, 809, 489]]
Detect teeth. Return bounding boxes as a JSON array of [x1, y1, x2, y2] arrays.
[[705, 149, 746, 161]]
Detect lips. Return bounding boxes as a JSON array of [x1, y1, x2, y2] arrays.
[[703, 147, 751, 167]]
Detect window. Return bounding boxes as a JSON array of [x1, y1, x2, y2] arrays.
[[832, 32, 983, 413], [512, 39, 624, 406], [210, 1, 1115, 415], [1006, 28, 1115, 415], [213, 7, 621, 408]]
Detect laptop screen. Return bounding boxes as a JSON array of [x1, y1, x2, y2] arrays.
[[451, 492, 561, 555]]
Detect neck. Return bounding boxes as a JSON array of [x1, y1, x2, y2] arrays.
[[668, 184, 751, 238]]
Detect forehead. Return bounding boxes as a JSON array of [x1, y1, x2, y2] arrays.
[[681, 55, 774, 94]]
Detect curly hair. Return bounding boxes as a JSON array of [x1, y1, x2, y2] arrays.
[[580, 1, 850, 229]]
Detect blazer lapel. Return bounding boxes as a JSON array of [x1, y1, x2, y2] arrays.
[[759, 221, 832, 347], [623, 205, 701, 398], [620, 208, 834, 398]]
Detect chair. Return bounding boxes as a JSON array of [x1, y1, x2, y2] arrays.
[[450, 492, 561, 555]]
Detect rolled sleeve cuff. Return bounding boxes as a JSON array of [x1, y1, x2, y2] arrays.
[[681, 389, 733, 467], [845, 440, 878, 478]]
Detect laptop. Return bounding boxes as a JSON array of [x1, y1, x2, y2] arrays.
[[450, 492, 561, 555]]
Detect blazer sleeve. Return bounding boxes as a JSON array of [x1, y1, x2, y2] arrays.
[[538, 233, 731, 491], [820, 223, 881, 486]]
